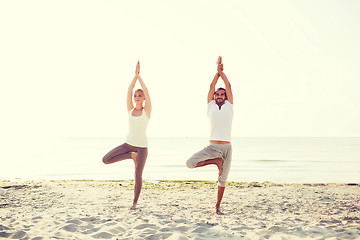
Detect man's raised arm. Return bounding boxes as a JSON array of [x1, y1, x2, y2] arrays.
[[218, 57, 233, 104], [208, 73, 220, 104]]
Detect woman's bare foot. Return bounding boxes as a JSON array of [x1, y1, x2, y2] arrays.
[[130, 203, 137, 210], [131, 152, 138, 167]]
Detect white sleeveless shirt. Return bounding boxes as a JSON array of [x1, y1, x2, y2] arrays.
[[126, 109, 149, 148], [207, 100, 233, 142]]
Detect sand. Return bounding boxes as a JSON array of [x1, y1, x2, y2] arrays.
[[1, 180, 359, 240]]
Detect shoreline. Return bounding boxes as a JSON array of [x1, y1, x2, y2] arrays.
[[2, 178, 359, 184], [1, 180, 360, 239]]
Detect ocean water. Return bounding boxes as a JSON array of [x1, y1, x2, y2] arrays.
[[2, 137, 360, 183]]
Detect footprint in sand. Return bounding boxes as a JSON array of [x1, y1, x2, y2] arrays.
[[81, 226, 102, 235], [191, 226, 209, 234], [172, 219, 187, 224], [173, 226, 191, 232], [60, 218, 98, 234], [134, 223, 158, 230], [61, 217, 131, 239], [104, 221, 117, 227], [0, 225, 10, 231], [32, 237, 44, 240], [0, 225, 28, 239], [66, 219, 83, 225], [60, 223, 78, 233], [79, 216, 98, 223], [0, 230, 27, 239], [0, 231, 11, 238], [144, 232, 172, 240], [92, 231, 114, 239], [108, 226, 125, 234], [11, 231, 27, 239]]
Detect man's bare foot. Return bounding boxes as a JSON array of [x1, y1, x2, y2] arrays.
[[215, 205, 223, 215], [130, 203, 137, 210], [195, 158, 223, 175], [131, 152, 138, 167]]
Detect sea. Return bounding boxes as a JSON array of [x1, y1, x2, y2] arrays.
[[2, 137, 360, 183]]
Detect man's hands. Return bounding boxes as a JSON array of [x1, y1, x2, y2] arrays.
[[216, 56, 233, 104], [217, 56, 223, 73]]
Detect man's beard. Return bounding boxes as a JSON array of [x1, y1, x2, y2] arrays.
[[216, 98, 224, 104]]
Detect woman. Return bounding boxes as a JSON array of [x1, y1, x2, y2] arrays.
[[102, 61, 151, 210]]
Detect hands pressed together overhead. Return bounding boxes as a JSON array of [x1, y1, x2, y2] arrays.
[[217, 56, 224, 73], [135, 61, 140, 76]]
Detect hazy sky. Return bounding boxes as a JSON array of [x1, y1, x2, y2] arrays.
[[1, 0, 360, 141]]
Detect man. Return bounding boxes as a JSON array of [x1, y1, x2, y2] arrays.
[[186, 56, 234, 214]]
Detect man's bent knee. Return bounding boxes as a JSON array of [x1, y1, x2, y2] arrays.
[[186, 159, 196, 168]]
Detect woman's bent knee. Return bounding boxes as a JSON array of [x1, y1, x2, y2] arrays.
[[102, 157, 109, 164]]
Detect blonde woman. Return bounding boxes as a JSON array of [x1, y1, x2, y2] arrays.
[[103, 61, 151, 210]]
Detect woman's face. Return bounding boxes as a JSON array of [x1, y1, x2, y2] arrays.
[[134, 91, 145, 104]]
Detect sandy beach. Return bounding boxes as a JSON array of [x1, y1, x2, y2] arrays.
[[1, 180, 359, 240]]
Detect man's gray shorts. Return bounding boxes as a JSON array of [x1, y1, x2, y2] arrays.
[[186, 142, 232, 187]]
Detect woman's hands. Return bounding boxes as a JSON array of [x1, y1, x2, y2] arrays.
[[135, 61, 140, 76]]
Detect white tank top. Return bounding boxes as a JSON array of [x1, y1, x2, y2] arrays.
[[126, 109, 149, 147], [207, 100, 233, 142]]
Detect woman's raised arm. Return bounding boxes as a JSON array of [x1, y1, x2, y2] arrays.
[[136, 61, 152, 117], [136, 76, 151, 117], [127, 75, 137, 112]]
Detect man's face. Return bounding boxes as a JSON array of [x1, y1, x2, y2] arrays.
[[214, 89, 226, 105]]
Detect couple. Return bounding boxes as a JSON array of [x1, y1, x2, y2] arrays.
[[102, 57, 233, 214]]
